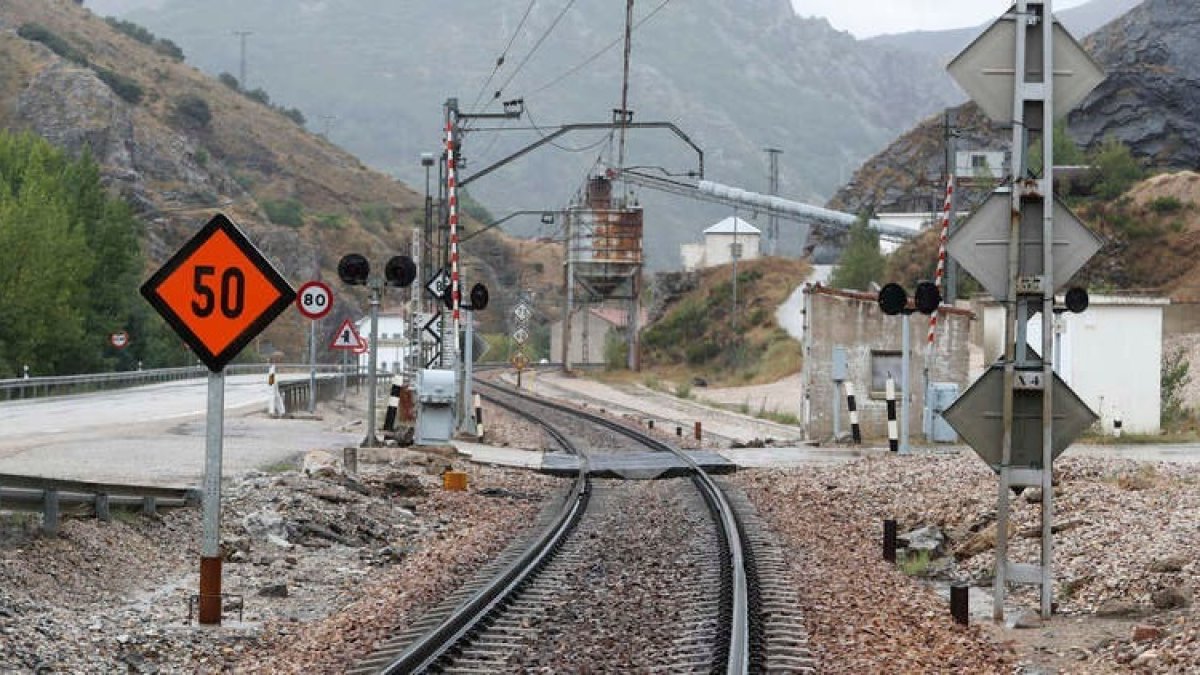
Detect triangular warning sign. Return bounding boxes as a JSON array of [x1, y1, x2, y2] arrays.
[[329, 318, 365, 351]]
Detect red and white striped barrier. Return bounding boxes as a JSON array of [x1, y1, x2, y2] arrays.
[[927, 176, 955, 347]]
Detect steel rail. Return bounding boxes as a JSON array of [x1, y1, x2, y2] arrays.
[[377, 386, 590, 674], [470, 378, 751, 674]]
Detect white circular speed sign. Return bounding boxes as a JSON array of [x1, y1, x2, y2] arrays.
[[109, 331, 130, 349], [296, 280, 333, 320]]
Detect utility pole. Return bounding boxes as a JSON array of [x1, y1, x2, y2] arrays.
[[616, 0, 635, 179], [319, 114, 337, 138], [232, 31, 253, 89], [765, 148, 782, 256]]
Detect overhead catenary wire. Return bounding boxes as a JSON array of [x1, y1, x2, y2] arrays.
[[489, 0, 580, 104], [526, 0, 674, 96], [469, 0, 539, 113]]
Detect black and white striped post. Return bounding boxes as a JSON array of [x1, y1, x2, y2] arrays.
[[886, 374, 899, 453], [383, 374, 403, 432], [473, 393, 483, 440], [845, 381, 862, 444]]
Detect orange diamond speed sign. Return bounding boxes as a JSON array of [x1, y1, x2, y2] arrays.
[[141, 214, 296, 372]]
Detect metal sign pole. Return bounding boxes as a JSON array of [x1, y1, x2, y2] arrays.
[[900, 313, 911, 454], [995, 0, 1033, 621], [364, 280, 382, 446], [198, 369, 225, 625], [308, 319, 317, 413], [1039, 0, 1058, 620]]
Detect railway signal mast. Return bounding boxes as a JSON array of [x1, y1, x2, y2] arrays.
[[941, 1, 1104, 621]]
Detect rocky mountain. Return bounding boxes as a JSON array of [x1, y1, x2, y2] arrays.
[[0, 0, 549, 357], [107, 0, 962, 269], [831, 0, 1200, 215]]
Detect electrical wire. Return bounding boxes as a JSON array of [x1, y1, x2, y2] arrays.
[[525, 104, 614, 153], [469, 0, 538, 113], [526, 0, 674, 96], [492, 0, 580, 100]]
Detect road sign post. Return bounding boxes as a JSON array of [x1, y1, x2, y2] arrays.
[[296, 280, 334, 414], [945, 0, 1103, 621], [140, 213, 295, 626]]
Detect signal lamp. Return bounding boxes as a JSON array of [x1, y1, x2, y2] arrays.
[[337, 254, 370, 286], [469, 283, 489, 311], [384, 255, 416, 287], [878, 283, 908, 316], [1065, 287, 1089, 314], [914, 281, 941, 315]]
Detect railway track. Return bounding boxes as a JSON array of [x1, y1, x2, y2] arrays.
[[352, 379, 813, 673]]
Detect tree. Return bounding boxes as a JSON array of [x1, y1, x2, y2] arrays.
[[0, 132, 166, 376], [1089, 136, 1144, 200], [830, 214, 885, 291]]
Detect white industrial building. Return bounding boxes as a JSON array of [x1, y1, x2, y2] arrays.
[[680, 216, 762, 271], [355, 312, 409, 374], [976, 295, 1170, 434]]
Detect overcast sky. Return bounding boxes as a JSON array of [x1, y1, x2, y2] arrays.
[[89, 0, 1095, 40], [790, 0, 1093, 38]]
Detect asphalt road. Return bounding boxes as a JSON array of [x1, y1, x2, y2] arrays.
[[0, 375, 362, 486]]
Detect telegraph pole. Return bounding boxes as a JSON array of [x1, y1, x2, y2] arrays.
[[232, 31, 253, 89], [765, 148, 782, 256]]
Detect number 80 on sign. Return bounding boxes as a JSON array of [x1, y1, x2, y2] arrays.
[[296, 281, 333, 320]]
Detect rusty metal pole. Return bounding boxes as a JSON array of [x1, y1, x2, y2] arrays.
[[883, 519, 898, 563], [694, 421, 702, 442], [951, 583, 970, 625], [198, 370, 225, 625]]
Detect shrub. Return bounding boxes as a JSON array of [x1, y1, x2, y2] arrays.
[[153, 38, 185, 61], [173, 93, 211, 129], [1148, 196, 1184, 214], [685, 340, 721, 365], [193, 148, 208, 167], [18, 23, 88, 65], [674, 381, 692, 399], [245, 88, 271, 106], [316, 213, 345, 229], [360, 202, 392, 227], [218, 72, 240, 90], [105, 17, 155, 45], [603, 331, 627, 370], [279, 107, 306, 126], [94, 67, 143, 104], [262, 199, 304, 227], [1162, 346, 1192, 430]]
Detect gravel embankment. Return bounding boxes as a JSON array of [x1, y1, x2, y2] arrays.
[[0, 454, 560, 673], [735, 452, 1200, 674]]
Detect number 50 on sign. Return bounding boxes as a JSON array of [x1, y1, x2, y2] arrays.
[[141, 214, 296, 372]]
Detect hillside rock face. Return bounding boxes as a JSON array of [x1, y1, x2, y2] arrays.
[[1072, 0, 1200, 168], [831, 0, 1199, 215]]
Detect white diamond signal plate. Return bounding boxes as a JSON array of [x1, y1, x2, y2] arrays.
[[948, 8, 1104, 123], [942, 365, 1098, 473], [947, 190, 1103, 301]]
